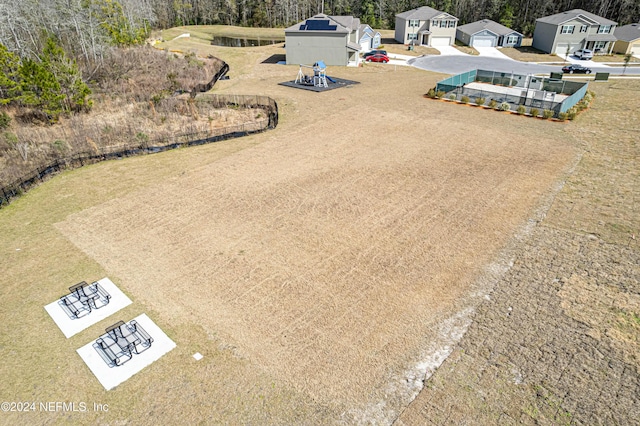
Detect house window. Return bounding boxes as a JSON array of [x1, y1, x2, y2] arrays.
[[506, 35, 519, 45], [598, 25, 611, 34], [409, 20, 420, 27], [447, 20, 456, 28], [408, 33, 418, 40], [594, 41, 606, 50], [561, 25, 575, 34], [580, 25, 588, 33]]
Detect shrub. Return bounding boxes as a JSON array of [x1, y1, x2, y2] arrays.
[[542, 109, 554, 119], [488, 99, 497, 109], [460, 95, 470, 104], [557, 112, 568, 121], [426, 88, 436, 98], [136, 132, 149, 147], [0, 111, 10, 129], [449, 94, 456, 100], [475, 97, 485, 106], [51, 139, 68, 154], [583, 92, 593, 103], [499, 102, 510, 111], [517, 105, 526, 115], [530, 108, 539, 118], [436, 90, 445, 98], [567, 107, 577, 120]]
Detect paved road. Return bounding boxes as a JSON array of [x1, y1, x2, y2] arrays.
[[409, 55, 640, 75]]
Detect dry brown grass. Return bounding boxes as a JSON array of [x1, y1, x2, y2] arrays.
[[500, 45, 564, 62], [0, 31, 592, 424]]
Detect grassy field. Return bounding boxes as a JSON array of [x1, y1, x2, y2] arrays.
[[0, 26, 635, 424]]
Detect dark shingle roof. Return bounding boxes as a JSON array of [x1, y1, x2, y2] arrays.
[[396, 6, 457, 21], [614, 23, 640, 42], [285, 14, 350, 33], [536, 9, 617, 26], [457, 19, 522, 37]]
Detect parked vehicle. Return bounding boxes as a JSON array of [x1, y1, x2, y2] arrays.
[[365, 53, 389, 63], [562, 64, 592, 74], [573, 49, 593, 60], [363, 49, 388, 58]]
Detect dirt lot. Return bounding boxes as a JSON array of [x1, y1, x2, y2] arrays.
[[0, 40, 636, 424]]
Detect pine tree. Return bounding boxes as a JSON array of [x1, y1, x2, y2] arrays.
[[0, 44, 21, 105], [18, 36, 92, 122], [41, 37, 93, 114]]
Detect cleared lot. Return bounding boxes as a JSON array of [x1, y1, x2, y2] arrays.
[[0, 43, 578, 423]]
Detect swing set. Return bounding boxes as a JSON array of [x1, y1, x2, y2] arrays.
[[295, 61, 328, 88]]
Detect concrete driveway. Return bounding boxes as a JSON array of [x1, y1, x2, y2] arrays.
[[434, 45, 467, 56], [475, 46, 514, 61], [563, 54, 598, 67]]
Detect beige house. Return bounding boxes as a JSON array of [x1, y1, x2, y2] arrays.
[[532, 9, 617, 55], [613, 23, 640, 55], [394, 6, 458, 46]]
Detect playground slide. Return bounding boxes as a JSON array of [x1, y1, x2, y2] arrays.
[[326, 76, 336, 83]]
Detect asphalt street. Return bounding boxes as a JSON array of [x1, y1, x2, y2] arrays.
[[409, 55, 640, 75]]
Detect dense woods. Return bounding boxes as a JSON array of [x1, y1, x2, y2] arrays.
[[1, 0, 639, 61]]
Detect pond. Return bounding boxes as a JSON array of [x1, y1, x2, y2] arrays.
[[211, 36, 284, 47]]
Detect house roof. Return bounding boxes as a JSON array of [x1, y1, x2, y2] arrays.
[[359, 24, 373, 35], [536, 9, 617, 26], [396, 6, 457, 21], [614, 23, 640, 42], [329, 15, 360, 31], [285, 14, 354, 33], [584, 33, 618, 42], [346, 41, 362, 51], [457, 19, 522, 37]]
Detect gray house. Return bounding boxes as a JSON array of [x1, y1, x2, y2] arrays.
[[456, 19, 523, 47], [532, 9, 617, 55], [285, 14, 361, 66], [395, 6, 458, 46]]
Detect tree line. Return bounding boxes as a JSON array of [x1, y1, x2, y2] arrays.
[[2, 1, 638, 58], [151, 0, 639, 34]]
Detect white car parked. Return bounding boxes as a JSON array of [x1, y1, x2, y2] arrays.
[[574, 49, 594, 60]]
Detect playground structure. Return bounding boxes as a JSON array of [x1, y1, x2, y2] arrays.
[[295, 61, 330, 88]]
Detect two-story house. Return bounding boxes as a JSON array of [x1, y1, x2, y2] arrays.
[[532, 9, 617, 55], [285, 14, 362, 66], [395, 6, 459, 47]]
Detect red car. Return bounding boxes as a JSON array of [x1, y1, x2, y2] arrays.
[[365, 53, 389, 63]]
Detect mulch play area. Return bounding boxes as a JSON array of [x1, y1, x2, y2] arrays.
[[279, 77, 360, 92]]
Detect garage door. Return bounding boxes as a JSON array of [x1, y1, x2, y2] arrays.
[[472, 37, 495, 47], [555, 43, 570, 55], [431, 37, 451, 47], [631, 44, 640, 55]]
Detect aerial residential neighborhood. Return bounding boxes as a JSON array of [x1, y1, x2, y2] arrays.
[[0, 1, 639, 425]]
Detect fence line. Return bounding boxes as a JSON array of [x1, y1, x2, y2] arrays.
[[0, 94, 278, 208]]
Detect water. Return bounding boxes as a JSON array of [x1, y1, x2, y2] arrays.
[[211, 36, 284, 47]]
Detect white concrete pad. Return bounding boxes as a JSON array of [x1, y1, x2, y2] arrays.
[[388, 53, 415, 61], [475, 46, 515, 60], [77, 313, 176, 391], [44, 278, 132, 338], [434, 45, 468, 56]]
